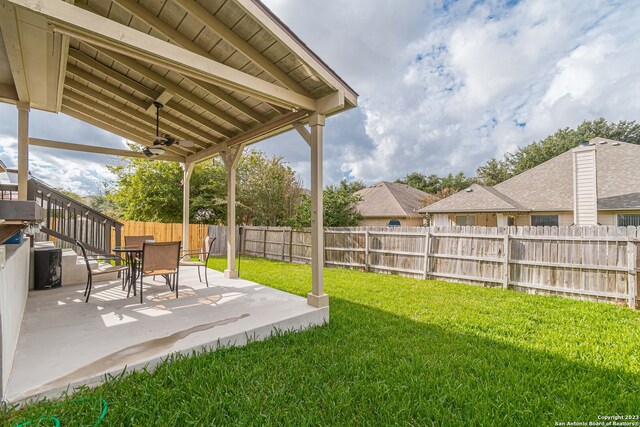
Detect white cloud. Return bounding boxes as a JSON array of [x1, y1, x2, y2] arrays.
[[313, 0, 640, 182], [1, 0, 639, 192]]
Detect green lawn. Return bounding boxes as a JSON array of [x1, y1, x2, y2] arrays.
[[4, 257, 640, 426]]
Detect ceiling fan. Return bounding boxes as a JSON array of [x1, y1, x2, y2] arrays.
[[143, 101, 195, 157]]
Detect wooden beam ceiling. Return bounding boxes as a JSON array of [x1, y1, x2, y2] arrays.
[[64, 78, 217, 149], [5, 0, 319, 109], [171, 0, 311, 97], [187, 109, 308, 163], [62, 95, 189, 157], [61, 103, 185, 161]]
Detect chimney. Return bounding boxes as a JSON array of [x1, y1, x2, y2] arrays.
[[572, 143, 598, 225]]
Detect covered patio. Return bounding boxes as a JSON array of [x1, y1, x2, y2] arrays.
[[0, 0, 356, 402], [5, 266, 325, 403]]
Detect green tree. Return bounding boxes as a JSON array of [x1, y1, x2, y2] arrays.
[[323, 184, 363, 227], [338, 179, 366, 194], [106, 150, 304, 225], [477, 118, 640, 185], [475, 158, 511, 187], [289, 184, 363, 228], [396, 172, 473, 194], [236, 151, 303, 226], [107, 158, 184, 222], [439, 172, 474, 192], [87, 183, 119, 219]]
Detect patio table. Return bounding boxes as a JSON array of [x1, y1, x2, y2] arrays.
[[112, 246, 143, 297]]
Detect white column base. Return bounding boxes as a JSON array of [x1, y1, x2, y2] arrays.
[[307, 292, 329, 308], [224, 269, 238, 279]]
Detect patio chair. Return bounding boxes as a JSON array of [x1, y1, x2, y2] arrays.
[[138, 241, 181, 304], [180, 237, 217, 287], [124, 235, 155, 248], [76, 240, 129, 303], [123, 235, 155, 287]]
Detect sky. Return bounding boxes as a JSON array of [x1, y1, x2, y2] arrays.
[[0, 0, 639, 195]]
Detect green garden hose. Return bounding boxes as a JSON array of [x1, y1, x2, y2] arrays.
[[14, 398, 107, 427]]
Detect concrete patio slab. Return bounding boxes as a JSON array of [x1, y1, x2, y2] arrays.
[[4, 267, 328, 403]]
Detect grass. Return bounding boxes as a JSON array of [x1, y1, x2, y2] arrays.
[[4, 257, 640, 426]]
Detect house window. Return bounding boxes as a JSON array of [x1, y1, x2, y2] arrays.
[[455, 215, 476, 226], [618, 214, 640, 227], [387, 219, 401, 227], [531, 215, 558, 227], [507, 216, 515, 226]]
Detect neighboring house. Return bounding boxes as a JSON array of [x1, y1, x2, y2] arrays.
[[355, 181, 435, 226], [419, 137, 640, 227]]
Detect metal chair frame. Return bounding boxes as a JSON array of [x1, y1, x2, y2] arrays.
[[76, 240, 128, 303], [138, 241, 181, 304], [180, 237, 217, 287]]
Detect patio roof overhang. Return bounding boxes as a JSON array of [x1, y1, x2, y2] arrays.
[[0, 0, 357, 162], [0, 0, 356, 309]]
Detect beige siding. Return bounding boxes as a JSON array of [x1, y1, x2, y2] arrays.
[[598, 212, 616, 226], [431, 214, 452, 227], [559, 212, 574, 226], [359, 217, 424, 227], [573, 148, 598, 225], [431, 213, 499, 227], [476, 213, 498, 227]]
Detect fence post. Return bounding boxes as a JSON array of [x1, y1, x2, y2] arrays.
[[627, 241, 637, 309], [282, 228, 286, 260], [288, 228, 293, 262], [365, 229, 370, 272], [242, 226, 247, 256], [263, 228, 267, 258], [423, 230, 431, 279], [503, 233, 510, 289]]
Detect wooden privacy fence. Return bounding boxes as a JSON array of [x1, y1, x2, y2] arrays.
[[110, 221, 209, 252], [240, 225, 640, 308]]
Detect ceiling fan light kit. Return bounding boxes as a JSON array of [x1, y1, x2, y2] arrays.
[[143, 102, 195, 157], [143, 146, 165, 157]]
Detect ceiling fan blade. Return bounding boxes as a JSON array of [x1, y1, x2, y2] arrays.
[[178, 140, 195, 148]]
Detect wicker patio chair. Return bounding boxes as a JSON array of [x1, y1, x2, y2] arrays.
[[76, 240, 129, 303], [137, 241, 181, 304], [180, 237, 216, 287]]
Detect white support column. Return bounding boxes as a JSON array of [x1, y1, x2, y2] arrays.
[[17, 102, 30, 200], [181, 162, 195, 256], [307, 113, 328, 308], [221, 146, 243, 278]]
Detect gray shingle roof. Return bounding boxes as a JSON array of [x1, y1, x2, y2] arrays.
[[355, 182, 435, 218], [420, 137, 640, 213], [418, 183, 528, 213]]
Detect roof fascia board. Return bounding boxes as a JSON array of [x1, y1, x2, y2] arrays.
[[236, 0, 358, 106], [421, 209, 530, 214]]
